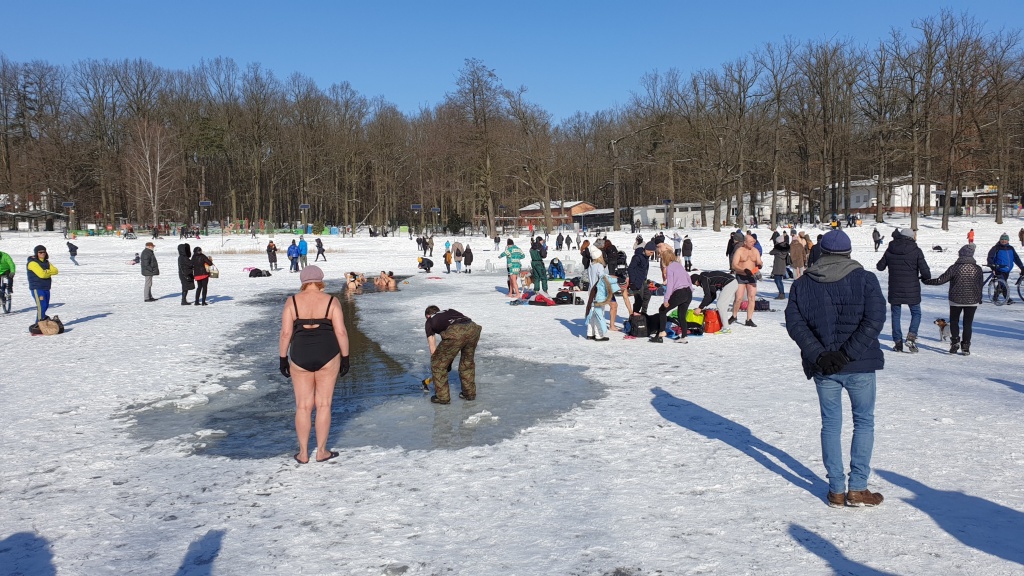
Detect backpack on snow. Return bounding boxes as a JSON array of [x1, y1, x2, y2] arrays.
[[30, 315, 64, 336], [554, 290, 573, 305], [248, 269, 271, 277], [626, 314, 649, 338], [739, 298, 771, 312]]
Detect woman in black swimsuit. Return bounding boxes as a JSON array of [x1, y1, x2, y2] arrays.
[[278, 265, 350, 463]]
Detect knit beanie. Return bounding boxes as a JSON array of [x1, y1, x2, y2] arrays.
[[958, 244, 976, 258], [1000, 233, 1010, 241], [820, 230, 852, 255], [900, 228, 916, 239]]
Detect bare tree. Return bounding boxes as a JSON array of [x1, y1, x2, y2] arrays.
[[124, 118, 180, 227]]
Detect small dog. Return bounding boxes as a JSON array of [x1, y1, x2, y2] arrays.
[[934, 318, 949, 342]]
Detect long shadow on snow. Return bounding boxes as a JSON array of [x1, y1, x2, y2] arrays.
[[875, 469, 1024, 566], [965, 320, 1024, 342], [788, 524, 899, 576], [174, 529, 225, 576], [649, 386, 827, 499], [0, 532, 56, 576], [988, 377, 1024, 394]]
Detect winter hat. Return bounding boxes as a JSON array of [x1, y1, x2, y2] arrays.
[[1000, 233, 1010, 241], [588, 245, 604, 260], [595, 238, 605, 249], [644, 241, 657, 252], [820, 230, 852, 255], [732, 231, 745, 243], [900, 228, 916, 239], [299, 265, 324, 284], [417, 257, 423, 263], [958, 244, 976, 258], [33, 245, 47, 254]]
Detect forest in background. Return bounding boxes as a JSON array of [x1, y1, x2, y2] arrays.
[[1, 9, 1022, 235]]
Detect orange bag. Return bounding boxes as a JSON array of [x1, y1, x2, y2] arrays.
[[703, 309, 723, 333]]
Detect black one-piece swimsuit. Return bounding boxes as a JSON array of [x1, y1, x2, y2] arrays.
[[289, 296, 341, 371]]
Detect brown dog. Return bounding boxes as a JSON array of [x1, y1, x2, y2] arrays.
[[934, 318, 949, 342]]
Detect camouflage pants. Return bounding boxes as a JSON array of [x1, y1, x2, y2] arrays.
[[431, 322, 482, 402]]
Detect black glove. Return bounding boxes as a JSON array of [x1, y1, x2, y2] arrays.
[[815, 351, 850, 376], [339, 355, 350, 377], [279, 356, 290, 377]]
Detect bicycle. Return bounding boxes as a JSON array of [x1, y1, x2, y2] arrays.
[[0, 275, 11, 314], [1014, 272, 1024, 302], [982, 265, 1010, 305]]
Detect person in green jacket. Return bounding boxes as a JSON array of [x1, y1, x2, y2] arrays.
[[498, 239, 526, 298], [0, 250, 15, 295], [529, 236, 548, 294]]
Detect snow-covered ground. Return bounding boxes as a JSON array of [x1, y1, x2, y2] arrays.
[[1, 215, 1022, 575]]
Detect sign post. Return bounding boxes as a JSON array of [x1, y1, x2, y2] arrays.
[[199, 201, 212, 236], [299, 203, 310, 234], [411, 204, 422, 235], [62, 201, 75, 234]]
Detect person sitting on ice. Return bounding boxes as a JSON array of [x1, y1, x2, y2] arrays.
[[547, 258, 565, 279]]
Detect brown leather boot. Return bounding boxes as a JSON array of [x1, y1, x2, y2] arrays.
[[846, 489, 884, 507], [827, 491, 846, 508]]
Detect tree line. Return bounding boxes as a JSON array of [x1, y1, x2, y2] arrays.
[[1, 9, 1021, 235]]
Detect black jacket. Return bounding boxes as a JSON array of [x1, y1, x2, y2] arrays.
[[141, 248, 159, 276], [463, 247, 474, 266], [191, 249, 212, 278], [876, 237, 931, 305], [923, 257, 983, 305], [694, 270, 735, 310], [682, 238, 693, 257], [177, 244, 195, 289], [627, 247, 650, 291]]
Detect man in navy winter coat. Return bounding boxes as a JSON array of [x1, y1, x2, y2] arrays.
[[876, 228, 930, 352], [626, 241, 656, 315], [785, 229, 886, 508]]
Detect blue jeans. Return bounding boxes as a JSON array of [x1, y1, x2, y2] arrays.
[[773, 274, 785, 297], [814, 372, 876, 494], [890, 303, 921, 342]]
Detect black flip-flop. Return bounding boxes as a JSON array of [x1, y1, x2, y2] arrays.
[[316, 451, 340, 463], [294, 453, 308, 465]]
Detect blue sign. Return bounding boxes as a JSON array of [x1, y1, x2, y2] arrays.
[[299, 204, 310, 210], [61, 201, 75, 208], [663, 199, 671, 205], [411, 204, 422, 211], [199, 201, 212, 207], [431, 207, 441, 214]]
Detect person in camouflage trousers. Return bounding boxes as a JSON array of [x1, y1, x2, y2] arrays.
[[424, 305, 482, 404]]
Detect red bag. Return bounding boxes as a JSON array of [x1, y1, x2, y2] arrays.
[[530, 293, 556, 306], [703, 309, 723, 333]]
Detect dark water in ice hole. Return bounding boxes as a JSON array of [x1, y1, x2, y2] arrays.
[[125, 279, 605, 457]]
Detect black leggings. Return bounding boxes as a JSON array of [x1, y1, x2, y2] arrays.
[[659, 288, 692, 335], [196, 278, 209, 304], [950, 306, 976, 345]]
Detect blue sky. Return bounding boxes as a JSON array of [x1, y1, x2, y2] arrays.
[[3, 1, 1020, 122]]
